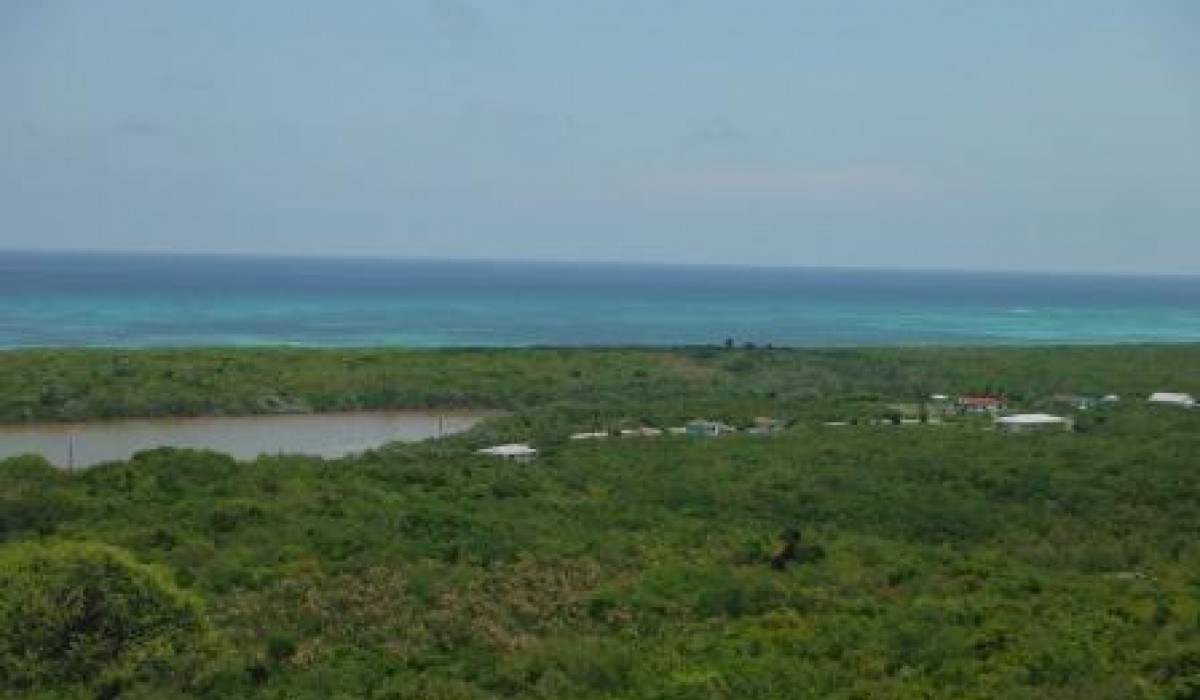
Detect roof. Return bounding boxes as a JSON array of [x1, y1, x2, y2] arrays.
[[569, 432, 608, 440], [618, 427, 663, 437], [1149, 392, 1195, 405], [477, 443, 537, 457], [960, 396, 1003, 405], [996, 413, 1069, 425]]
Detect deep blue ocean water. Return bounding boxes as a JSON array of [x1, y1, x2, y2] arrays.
[[2, 252, 1200, 347]]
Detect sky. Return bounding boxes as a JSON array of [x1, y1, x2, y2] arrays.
[[1, 0, 1198, 273]]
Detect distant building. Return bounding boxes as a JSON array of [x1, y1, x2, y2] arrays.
[[619, 427, 663, 438], [476, 443, 538, 462], [923, 397, 956, 418], [959, 396, 1004, 414], [747, 417, 784, 435], [1052, 394, 1101, 410], [995, 413, 1073, 433], [685, 419, 736, 437], [1148, 392, 1195, 408], [569, 431, 608, 441]]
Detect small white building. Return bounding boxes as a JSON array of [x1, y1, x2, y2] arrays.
[[685, 419, 736, 437], [476, 443, 538, 462], [618, 427, 663, 438], [1148, 392, 1195, 408], [569, 431, 609, 441], [995, 413, 1073, 433], [747, 417, 785, 435]]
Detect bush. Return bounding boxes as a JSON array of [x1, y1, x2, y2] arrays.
[[0, 455, 76, 540], [0, 541, 213, 696]]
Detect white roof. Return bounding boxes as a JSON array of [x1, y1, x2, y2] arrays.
[[996, 413, 1069, 425], [569, 432, 608, 440], [1149, 392, 1195, 405], [477, 443, 537, 457]]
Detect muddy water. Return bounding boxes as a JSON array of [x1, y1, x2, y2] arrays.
[[0, 410, 494, 468]]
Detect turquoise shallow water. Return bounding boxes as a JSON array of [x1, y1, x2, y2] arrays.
[[2, 252, 1199, 347]]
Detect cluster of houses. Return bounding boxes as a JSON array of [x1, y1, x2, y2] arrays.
[[476, 390, 1195, 461], [933, 394, 1077, 433], [566, 416, 785, 441], [933, 390, 1195, 433], [475, 417, 785, 461]]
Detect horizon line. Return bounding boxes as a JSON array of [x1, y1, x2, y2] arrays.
[[2, 247, 1199, 280]]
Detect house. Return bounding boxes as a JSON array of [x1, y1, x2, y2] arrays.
[[959, 396, 1004, 414], [569, 432, 608, 441], [923, 397, 957, 418], [747, 417, 784, 435], [1052, 393, 1101, 410], [619, 427, 663, 438], [476, 443, 538, 462], [995, 413, 1073, 433], [1148, 392, 1195, 408], [685, 419, 736, 437]]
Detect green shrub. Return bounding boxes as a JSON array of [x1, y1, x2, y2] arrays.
[[0, 541, 213, 696]]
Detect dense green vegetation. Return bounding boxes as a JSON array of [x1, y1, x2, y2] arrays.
[[4, 345, 1199, 423], [0, 541, 214, 698], [2, 346, 1199, 698]]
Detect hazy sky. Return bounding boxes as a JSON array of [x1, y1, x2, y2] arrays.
[[2, 1, 1198, 273]]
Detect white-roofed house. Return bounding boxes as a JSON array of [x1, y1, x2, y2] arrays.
[[476, 443, 538, 462], [1148, 392, 1196, 408], [685, 419, 736, 437], [995, 413, 1073, 433], [569, 431, 609, 441]]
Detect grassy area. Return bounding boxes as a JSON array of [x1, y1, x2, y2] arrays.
[[2, 346, 1199, 698]]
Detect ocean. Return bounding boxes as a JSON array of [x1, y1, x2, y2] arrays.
[[2, 251, 1199, 347]]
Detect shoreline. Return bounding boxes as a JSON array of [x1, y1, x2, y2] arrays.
[[0, 406, 504, 429]]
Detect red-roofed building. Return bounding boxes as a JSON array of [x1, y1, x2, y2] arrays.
[[959, 396, 1004, 414]]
